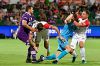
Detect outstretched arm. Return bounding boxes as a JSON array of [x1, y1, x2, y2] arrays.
[[43, 23, 60, 36], [50, 25, 60, 36], [73, 20, 90, 27], [44, 23, 66, 42], [64, 14, 73, 24]]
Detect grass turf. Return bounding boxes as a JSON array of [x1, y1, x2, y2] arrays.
[[0, 38, 100, 66]]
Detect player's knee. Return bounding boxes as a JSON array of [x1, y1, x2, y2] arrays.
[[65, 46, 72, 52], [69, 49, 74, 54], [79, 41, 84, 48], [44, 41, 49, 49], [79, 44, 84, 48]]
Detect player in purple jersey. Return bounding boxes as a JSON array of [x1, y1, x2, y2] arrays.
[[17, 5, 37, 63]]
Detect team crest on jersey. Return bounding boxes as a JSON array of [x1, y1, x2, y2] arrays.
[[29, 17, 32, 21]]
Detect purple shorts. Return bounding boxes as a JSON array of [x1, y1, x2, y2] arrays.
[[17, 32, 30, 45]]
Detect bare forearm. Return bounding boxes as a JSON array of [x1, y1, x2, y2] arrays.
[[51, 26, 60, 36], [23, 24, 32, 30], [22, 20, 36, 32], [29, 32, 36, 47], [65, 14, 73, 24]]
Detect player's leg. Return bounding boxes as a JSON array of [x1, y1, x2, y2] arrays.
[[17, 33, 32, 63], [44, 51, 61, 60], [50, 38, 69, 62], [37, 39, 62, 62], [35, 31, 42, 50], [44, 40, 50, 56], [26, 46, 31, 63], [52, 45, 73, 64], [42, 29, 50, 56], [79, 40, 86, 64], [29, 32, 37, 63], [38, 48, 62, 63], [43, 43, 64, 61], [71, 50, 77, 62], [57, 45, 72, 60], [70, 37, 78, 63], [26, 45, 37, 63], [52, 38, 73, 64], [33, 31, 42, 62], [29, 46, 37, 63], [37, 51, 61, 63]]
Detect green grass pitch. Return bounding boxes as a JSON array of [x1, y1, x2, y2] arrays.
[[0, 38, 100, 66]]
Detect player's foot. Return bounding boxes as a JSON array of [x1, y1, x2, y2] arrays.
[[72, 56, 77, 63], [26, 58, 31, 63], [52, 60, 58, 64], [32, 59, 37, 63], [37, 55, 44, 62], [82, 60, 87, 64]]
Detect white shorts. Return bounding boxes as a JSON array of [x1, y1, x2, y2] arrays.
[[35, 28, 49, 44], [70, 33, 86, 49]]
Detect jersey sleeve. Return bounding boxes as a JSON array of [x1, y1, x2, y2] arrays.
[[82, 20, 90, 27], [22, 14, 29, 22], [43, 23, 52, 29], [22, 16, 28, 21]]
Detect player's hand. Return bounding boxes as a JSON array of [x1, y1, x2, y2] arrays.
[[31, 28, 37, 32], [57, 36, 66, 42]]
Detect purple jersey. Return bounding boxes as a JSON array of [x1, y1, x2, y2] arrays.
[[17, 12, 35, 44]]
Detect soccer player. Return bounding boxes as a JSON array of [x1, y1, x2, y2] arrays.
[[32, 21, 62, 56], [17, 5, 37, 63], [34, 21, 51, 56], [37, 14, 76, 64], [70, 10, 90, 64]]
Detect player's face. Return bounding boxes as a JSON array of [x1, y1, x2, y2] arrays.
[[82, 11, 88, 19], [29, 7, 33, 14]]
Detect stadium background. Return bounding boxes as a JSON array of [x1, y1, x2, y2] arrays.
[[0, 0, 100, 66], [0, 0, 100, 38]]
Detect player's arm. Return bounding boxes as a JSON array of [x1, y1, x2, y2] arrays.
[[73, 20, 90, 27], [50, 25, 60, 36], [64, 14, 73, 24], [44, 23, 65, 42], [43, 23, 60, 36], [22, 20, 36, 32], [50, 25, 66, 42]]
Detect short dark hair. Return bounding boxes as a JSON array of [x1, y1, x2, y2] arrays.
[[26, 5, 32, 11], [36, 23, 43, 31], [83, 10, 89, 15]]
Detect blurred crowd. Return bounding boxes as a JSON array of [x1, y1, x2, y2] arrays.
[[0, 0, 100, 26]]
